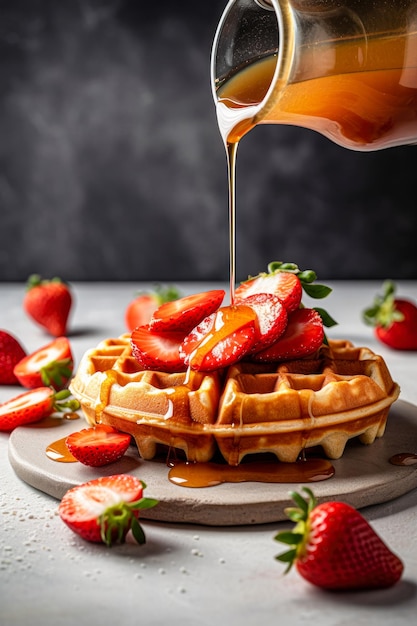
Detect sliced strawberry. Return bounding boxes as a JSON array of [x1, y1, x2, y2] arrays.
[[66, 425, 132, 467], [150, 289, 225, 333], [241, 292, 288, 352], [125, 285, 180, 332], [0, 330, 27, 385], [235, 270, 302, 313], [0, 387, 80, 431], [0, 387, 53, 431], [58, 474, 158, 546], [131, 326, 186, 372], [179, 313, 216, 359], [252, 308, 324, 362], [13, 336, 74, 390], [181, 304, 258, 371]]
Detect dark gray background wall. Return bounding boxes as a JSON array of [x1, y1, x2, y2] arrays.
[[1, 0, 416, 283]]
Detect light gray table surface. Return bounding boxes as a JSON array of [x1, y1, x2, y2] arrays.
[[1, 280, 417, 626]]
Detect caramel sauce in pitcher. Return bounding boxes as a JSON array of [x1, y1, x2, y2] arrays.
[[217, 33, 417, 149], [217, 33, 417, 301]]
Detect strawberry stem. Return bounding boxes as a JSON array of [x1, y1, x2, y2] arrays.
[[99, 495, 158, 547], [52, 389, 80, 413], [26, 274, 67, 290], [363, 280, 405, 329], [135, 284, 181, 305], [40, 358, 73, 389], [274, 487, 317, 572], [265, 261, 337, 329]]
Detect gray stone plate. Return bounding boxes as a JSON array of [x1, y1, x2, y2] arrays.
[[8, 400, 417, 526]]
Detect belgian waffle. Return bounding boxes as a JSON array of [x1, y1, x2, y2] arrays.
[[69, 335, 400, 465]]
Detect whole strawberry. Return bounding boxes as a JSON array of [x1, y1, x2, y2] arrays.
[[275, 488, 403, 590], [24, 275, 73, 337], [363, 280, 417, 350], [0, 330, 27, 385]]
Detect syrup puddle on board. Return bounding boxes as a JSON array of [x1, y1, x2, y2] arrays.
[[46, 436, 78, 463], [389, 452, 417, 466], [43, 413, 80, 462], [168, 457, 335, 488]]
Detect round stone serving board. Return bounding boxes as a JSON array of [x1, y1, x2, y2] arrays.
[[8, 399, 417, 526]]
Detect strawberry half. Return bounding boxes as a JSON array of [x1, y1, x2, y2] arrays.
[[363, 280, 417, 350], [66, 425, 132, 467], [131, 326, 187, 372], [24, 274, 73, 337], [0, 330, 27, 385], [13, 336, 74, 390], [125, 285, 180, 332], [235, 261, 334, 317], [275, 487, 404, 590], [252, 308, 324, 362], [235, 268, 302, 313], [150, 289, 225, 333], [0, 387, 80, 432], [181, 304, 258, 371], [58, 474, 158, 546]]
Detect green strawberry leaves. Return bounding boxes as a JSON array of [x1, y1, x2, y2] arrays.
[[98, 481, 158, 547], [274, 487, 317, 572], [266, 262, 337, 329], [40, 358, 73, 389], [363, 280, 405, 328], [52, 389, 80, 413]]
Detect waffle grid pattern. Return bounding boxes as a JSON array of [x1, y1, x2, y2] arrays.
[[70, 335, 400, 465]]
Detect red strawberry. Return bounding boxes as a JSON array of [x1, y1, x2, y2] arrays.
[[235, 267, 302, 313], [125, 285, 180, 332], [235, 261, 335, 318], [181, 304, 258, 371], [275, 487, 403, 590], [363, 280, 417, 350], [0, 387, 80, 432], [58, 474, 158, 546], [23, 274, 73, 337], [242, 292, 288, 352], [150, 289, 226, 333], [178, 313, 216, 359], [131, 326, 187, 372], [13, 336, 74, 390], [66, 425, 132, 467], [0, 330, 27, 385], [252, 308, 324, 362]]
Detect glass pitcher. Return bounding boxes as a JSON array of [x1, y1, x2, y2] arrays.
[[211, 0, 417, 151]]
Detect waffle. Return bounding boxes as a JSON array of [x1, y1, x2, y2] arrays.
[[69, 335, 400, 465]]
